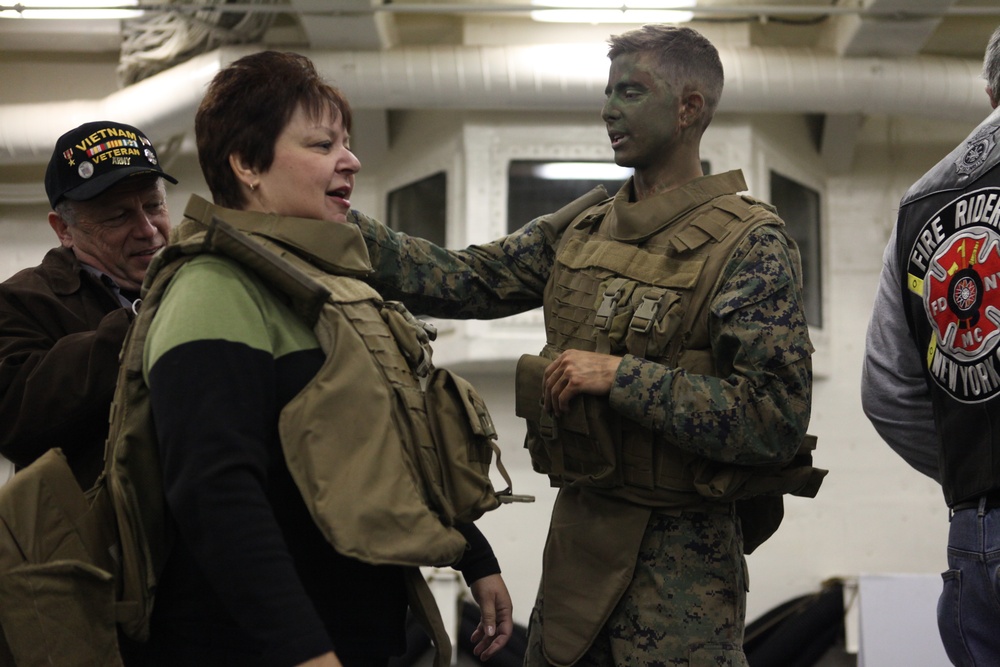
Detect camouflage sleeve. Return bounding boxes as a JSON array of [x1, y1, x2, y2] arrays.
[[350, 209, 552, 319], [608, 225, 813, 466]]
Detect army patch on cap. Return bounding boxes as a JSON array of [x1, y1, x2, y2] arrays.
[[908, 186, 1000, 402]]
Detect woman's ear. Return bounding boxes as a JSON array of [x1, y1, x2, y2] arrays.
[[228, 153, 257, 189]]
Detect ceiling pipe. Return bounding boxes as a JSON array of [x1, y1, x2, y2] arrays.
[[0, 43, 991, 166], [0, 49, 232, 166], [5, 3, 1000, 17]]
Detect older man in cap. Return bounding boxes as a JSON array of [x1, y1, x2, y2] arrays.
[[0, 120, 177, 487]]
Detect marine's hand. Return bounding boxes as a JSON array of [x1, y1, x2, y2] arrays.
[[542, 349, 621, 416], [295, 651, 342, 667], [469, 573, 514, 661]]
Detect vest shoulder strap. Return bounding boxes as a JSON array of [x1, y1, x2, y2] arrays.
[[538, 186, 613, 248]]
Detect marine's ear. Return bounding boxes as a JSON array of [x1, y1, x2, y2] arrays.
[[679, 89, 706, 130]]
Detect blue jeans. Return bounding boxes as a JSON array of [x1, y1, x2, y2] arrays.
[[938, 499, 1000, 666]]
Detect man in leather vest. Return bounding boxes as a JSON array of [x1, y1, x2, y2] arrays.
[[862, 24, 1000, 666], [0, 120, 176, 488], [355, 25, 813, 666]]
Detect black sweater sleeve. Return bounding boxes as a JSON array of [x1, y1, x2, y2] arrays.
[[453, 522, 501, 586]]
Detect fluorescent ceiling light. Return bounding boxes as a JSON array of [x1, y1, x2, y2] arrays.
[[531, 0, 695, 24], [532, 162, 633, 181], [0, 0, 142, 20]]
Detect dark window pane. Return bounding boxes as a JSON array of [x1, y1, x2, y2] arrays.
[[770, 171, 822, 328], [507, 161, 630, 233], [506, 160, 711, 233], [386, 171, 447, 246]]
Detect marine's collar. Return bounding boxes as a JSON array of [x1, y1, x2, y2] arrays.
[[609, 170, 748, 242], [180, 194, 372, 276]]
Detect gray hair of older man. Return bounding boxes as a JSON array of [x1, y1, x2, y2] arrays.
[[984, 24, 1000, 98]]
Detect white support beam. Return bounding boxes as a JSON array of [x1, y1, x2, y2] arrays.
[[822, 0, 958, 57], [288, 0, 398, 50]]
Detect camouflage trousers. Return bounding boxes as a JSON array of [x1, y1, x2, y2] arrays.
[[525, 508, 749, 667]]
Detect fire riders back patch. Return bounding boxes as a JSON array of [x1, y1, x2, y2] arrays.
[[908, 187, 1000, 403]]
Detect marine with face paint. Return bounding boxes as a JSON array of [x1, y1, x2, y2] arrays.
[[352, 24, 815, 667], [0, 120, 176, 488]]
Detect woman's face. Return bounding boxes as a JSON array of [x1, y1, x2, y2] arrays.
[[250, 103, 360, 223]]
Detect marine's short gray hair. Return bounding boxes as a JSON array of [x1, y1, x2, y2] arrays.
[[984, 24, 1000, 97]]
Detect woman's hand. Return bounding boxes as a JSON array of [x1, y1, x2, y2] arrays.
[[468, 573, 514, 661], [295, 651, 343, 667]]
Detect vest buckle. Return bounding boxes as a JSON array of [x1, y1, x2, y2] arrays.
[[594, 277, 629, 331], [629, 289, 667, 334]]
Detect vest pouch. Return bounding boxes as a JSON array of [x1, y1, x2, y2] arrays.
[[0, 449, 117, 573], [0, 560, 122, 667], [516, 353, 555, 478], [0, 448, 123, 666], [424, 368, 503, 523], [559, 396, 622, 487], [280, 301, 469, 568], [515, 354, 622, 488], [691, 460, 756, 502]]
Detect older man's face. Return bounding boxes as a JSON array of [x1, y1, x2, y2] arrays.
[[49, 175, 170, 292]]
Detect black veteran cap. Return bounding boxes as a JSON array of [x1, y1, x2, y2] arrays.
[[44, 120, 178, 209]]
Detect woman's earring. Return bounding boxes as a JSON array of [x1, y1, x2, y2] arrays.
[[249, 182, 256, 192]]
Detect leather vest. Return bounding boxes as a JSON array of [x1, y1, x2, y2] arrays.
[[516, 172, 815, 507], [895, 106, 1000, 506]]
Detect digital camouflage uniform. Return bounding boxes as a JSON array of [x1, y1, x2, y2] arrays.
[[355, 170, 813, 666]]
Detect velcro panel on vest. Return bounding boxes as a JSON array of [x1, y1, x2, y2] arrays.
[[558, 236, 704, 289], [713, 195, 773, 221], [670, 215, 733, 253]]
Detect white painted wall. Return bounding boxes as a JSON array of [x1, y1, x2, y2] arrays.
[[0, 104, 980, 637]]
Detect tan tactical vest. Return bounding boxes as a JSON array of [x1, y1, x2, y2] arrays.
[[0, 196, 528, 667], [117, 197, 533, 666], [515, 179, 823, 510]]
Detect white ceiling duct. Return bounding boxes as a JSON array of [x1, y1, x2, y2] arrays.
[[0, 43, 991, 166]]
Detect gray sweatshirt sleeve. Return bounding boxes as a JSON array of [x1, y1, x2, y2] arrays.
[[861, 224, 942, 482]]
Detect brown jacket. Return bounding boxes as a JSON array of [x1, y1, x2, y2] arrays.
[[0, 246, 131, 487]]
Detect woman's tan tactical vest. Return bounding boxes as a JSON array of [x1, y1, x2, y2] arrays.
[[115, 197, 532, 666], [515, 181, 824, 512], [0, 196, 528, 667]]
